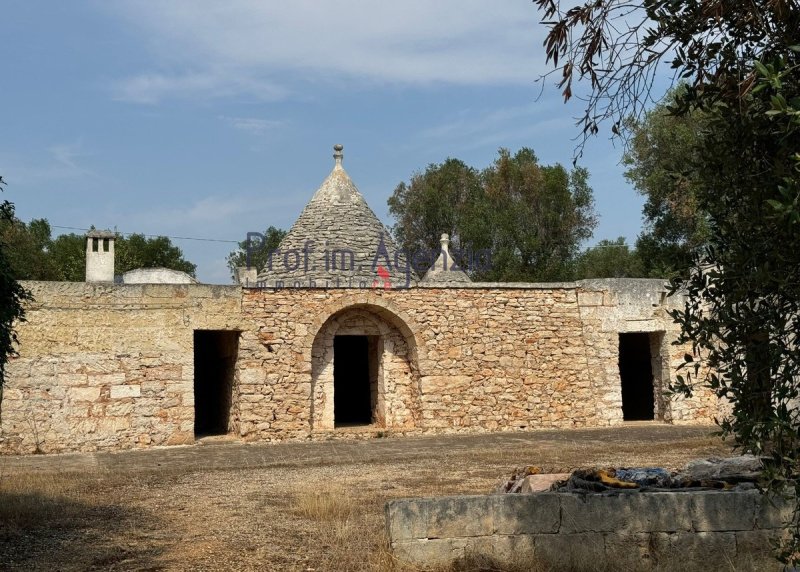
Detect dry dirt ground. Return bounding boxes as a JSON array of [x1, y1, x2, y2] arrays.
[[0, 425, 732, 571]]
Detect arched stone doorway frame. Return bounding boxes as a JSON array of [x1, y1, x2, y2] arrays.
[[303, 295, 427, 431]]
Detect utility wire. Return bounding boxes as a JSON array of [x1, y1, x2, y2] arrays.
[[50, 225, 239, 244], [50, 225, 630, 250]]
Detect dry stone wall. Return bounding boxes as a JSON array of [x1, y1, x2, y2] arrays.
[[1, 279, 720, 454], [1, 282, 244, 454]]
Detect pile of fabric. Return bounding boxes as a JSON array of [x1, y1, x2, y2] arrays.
[[499, 456, 763, 494]]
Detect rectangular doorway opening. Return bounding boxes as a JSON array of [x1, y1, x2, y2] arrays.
[[334, 335, 379, 428], [619, 332, 655, 421], [194, 330, 239, 437]]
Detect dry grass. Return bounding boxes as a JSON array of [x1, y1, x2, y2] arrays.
[[0, 427, 750, 571], [292, 486, 355, 522]]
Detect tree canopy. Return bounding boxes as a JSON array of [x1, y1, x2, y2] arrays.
[[388, 148, 597, 281], [0, 218, 197, 281], [0, 178, 32, 415], [535, 0, 800, 561], [623, 87, 710, 277], [574, 237, 643, 279], [225, 226, 287, 280]]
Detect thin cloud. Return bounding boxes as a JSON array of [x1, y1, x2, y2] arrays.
[[414, 100, 574, 153], [106, 1, 546, 103], [0, 142, 97, 184], [219, 116, 286, 135], [113, 70, 289, 104]]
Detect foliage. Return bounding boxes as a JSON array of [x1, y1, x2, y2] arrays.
[[535, 0, 800, 562], [0, 178, 32, 415], [534, 0, 800, 150], [0, 218, 62, 280], [574, 237, 643, 279], [622, 88, 710, 278], [48, 232, 88, 282], [388, 148, 597, 281], [483, 148, 597, 281], [115, 234, 196, 277], [669, 57, 800, 561], [226, 226, 287, 279], [388, 158, 487, 258], [0, 220, 197, 280]]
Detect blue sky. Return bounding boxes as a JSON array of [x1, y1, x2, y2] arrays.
[[1, 1, 668, 283]]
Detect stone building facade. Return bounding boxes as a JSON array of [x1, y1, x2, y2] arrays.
[[0, 148, 720, 454]]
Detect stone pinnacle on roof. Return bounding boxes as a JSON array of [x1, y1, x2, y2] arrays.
[[422, 233, 472, 284], [333, 143, 344, 167]]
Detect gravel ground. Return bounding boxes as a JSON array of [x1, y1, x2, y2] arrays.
[[0, 425, 731, 571]]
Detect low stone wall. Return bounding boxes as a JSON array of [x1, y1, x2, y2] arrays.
[[386, 491, 790, 570]]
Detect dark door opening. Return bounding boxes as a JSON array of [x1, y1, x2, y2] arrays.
[[194, 330, 239, 436], [619, 332, 655, 420], [334, 335, 377, 427]]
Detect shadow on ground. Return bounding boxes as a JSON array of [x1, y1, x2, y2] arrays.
[[0, 488, 167, 571]]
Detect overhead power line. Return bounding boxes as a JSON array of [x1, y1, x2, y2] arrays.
[[50, 225, 239, 244], [50, 225, 628, 250]]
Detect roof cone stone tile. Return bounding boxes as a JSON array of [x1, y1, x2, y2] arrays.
[[257, 145, 415, 288]]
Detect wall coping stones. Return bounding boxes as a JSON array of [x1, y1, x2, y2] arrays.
[[386, 490, 791, 569]]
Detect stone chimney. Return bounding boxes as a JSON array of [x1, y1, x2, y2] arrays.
[[85, 230, 116, 282]]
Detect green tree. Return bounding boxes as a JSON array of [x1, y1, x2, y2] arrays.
[[388, 148, 596, 281], [388, 158, 487, 258], [482, 148, 596, 281], [535, 0, 800, 561], [574, 238, 643, 279], [226, 226, 287, 280], [623, 89, 710, 277], [0, 218, 62, 280], [48, 233, 87, 281], [116, 234, 196, 277], [0, 178, 32, 416], [0, 222, 197, 281]]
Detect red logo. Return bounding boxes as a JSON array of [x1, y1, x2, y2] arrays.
[[372, 265, 391, 290]]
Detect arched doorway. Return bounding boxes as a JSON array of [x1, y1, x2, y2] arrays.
[[310, 305, 420, 431]]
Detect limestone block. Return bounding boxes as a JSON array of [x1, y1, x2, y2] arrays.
[[385, 499, 430, 541], [577, 291, 603, 307], [519, 474, 570, 493], [667, 531, 737, 561], [532, 533, 605, 567], [465, 534, 536, 565], [560, 492, 694, 534], [238, 368, 267, 385], [492, 494, 560, 534], [426, 496, 495, 539], [737, 529, 783, 555], [95, 417, 131, 433], [602, 532, 654, 568], [110, 385, 141, 399], [691, 491, 757, 532], [391, 538, 469, 568], [755, 493, 794, 530], [68, 387, 100, 402], [165, 431, 194, 445], [87, 373, 126, 386]]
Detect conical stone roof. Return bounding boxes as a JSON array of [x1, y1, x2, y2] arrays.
[[257, 145, 415, 288]]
